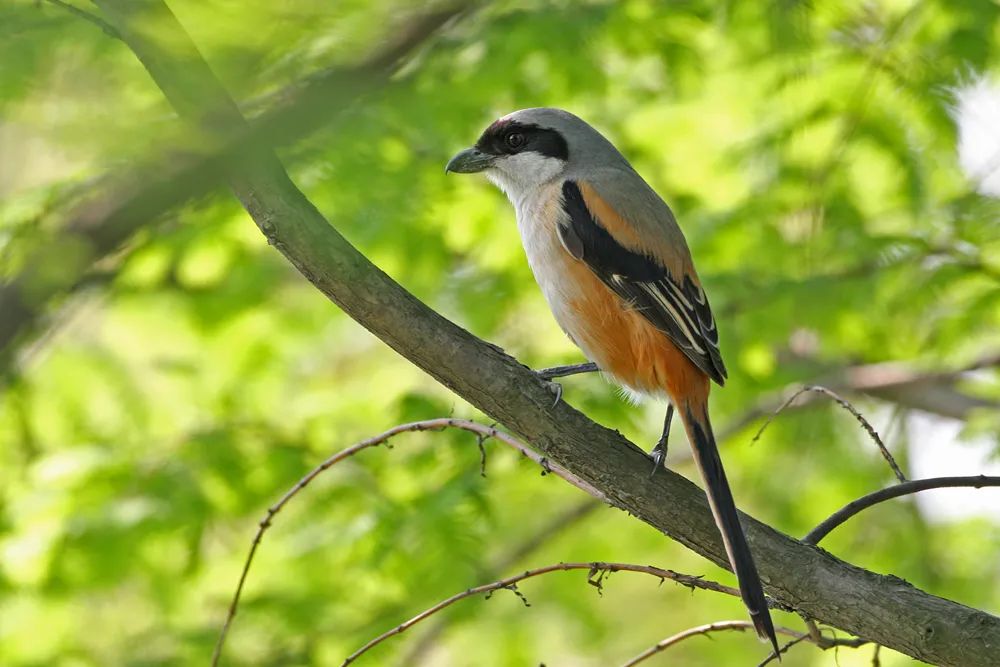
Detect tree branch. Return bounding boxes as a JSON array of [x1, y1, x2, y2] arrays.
[[622, 620, 868, 667], [0, 2, 467, 377], [212, 418, 604, 666], [394, 466, 985, 666], [804, 475, 1000, 545], [343, 562, 741, 666], [722, 352, 1000, 436], [94, 2, 1000, 665], [757, 633, 811, 666], [751, 384, 907, 482], [399, 497, 602, 666]]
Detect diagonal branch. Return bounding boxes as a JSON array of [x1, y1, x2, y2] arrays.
[[399, 497, 602, 666], [751, 384, 906, 482], [94, 2, 1000, 666], [343, 561, 740, 666], [0, 3, 466, 377]]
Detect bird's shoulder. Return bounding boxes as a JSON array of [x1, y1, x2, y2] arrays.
[[561, 168, 694, 277]]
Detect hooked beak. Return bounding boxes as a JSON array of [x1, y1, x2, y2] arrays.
[[445, 147, 495, 174]]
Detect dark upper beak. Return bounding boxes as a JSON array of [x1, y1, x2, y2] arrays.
[[445, 147, 495, 174]]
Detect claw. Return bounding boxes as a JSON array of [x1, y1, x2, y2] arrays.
[[546, 380, 563, 407], [649, 444, 665, 479], [649, 404, 673, 478], [534, 371, 565, 407], [533, 363, 597, 407]]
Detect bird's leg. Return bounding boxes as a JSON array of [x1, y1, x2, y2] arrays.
[[534, 362, 599, 406], [536, 361, 599, 380], [649, 403, 674, 478]]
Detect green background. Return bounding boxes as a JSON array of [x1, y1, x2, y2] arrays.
[[2, 1, 999, 665]]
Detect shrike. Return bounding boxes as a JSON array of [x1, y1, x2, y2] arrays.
[[447, 107, 778, 652]]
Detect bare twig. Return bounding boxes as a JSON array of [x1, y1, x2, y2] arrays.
[[400, 498, 602, 666], [44, 0, 121, 39], [621, 621, 759, 666], [757, 633, 810, 666], [804, 475, 1000, 545], [750, 476, 1000, 664], [752, 384, 906, 483], [211, 418, 606, 667], [342, 562, 741, 666], [622, 620, 868, 667], [717, 350, 1000, 442]]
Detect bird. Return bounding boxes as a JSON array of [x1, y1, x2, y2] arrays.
[[446, 107, 779, 654]]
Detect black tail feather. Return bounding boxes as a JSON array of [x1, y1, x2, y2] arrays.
[[682, 404, 780, 657]]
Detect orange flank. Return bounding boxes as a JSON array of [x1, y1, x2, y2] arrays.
[[558, 253, 710, 407]]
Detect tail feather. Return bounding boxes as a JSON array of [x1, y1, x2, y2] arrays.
[[681, 403, 780, 657]]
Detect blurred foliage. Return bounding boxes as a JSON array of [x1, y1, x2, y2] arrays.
[[2, 0, 1000, 665]]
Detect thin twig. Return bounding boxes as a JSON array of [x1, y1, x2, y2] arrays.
[[804, 475, 1000, 545], [622, 620, 868, 667], [621, 621, 757, 666], [475, 429, 489, 477], [399, 498, 602, 666], [342, 562, 741, 666], [752, 384, 906, 483], [757, 633, 811, 666], [44, 0, 122, 39], [211, 418, 606, 667], [716, 350, 1000, 442]]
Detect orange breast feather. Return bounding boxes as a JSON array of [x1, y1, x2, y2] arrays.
[[557, 252, 709, 405]]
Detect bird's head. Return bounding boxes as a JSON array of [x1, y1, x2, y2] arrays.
[[446, 107, 625, 202]]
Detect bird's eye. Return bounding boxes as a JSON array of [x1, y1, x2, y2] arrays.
[[505, 132, 525, 149]]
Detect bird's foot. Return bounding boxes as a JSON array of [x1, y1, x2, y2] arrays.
[[649, 404, 674, 478], [535, 373, 564, 407], [534, 362, 597, 407], [648, 439, 667, 479]]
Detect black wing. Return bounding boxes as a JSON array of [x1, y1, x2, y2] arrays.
[[559, 180, 727, 385]]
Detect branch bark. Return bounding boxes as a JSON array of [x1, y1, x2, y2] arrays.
[[93, 2, 1000, 665]]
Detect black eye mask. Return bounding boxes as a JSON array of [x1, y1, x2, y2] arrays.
[[475, 120, 569, 161]]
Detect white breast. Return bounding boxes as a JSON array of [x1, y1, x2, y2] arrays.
[[509, 182, 652, 404], [513, 182, 587, 343]]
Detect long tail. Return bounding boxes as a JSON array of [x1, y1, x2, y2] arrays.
[[680, 399, 780, 656]]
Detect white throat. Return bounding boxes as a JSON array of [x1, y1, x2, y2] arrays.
[[485, 153, 564, 207]]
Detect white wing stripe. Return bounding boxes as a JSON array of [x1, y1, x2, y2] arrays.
[[662, 278, 694, 310], [639, 283, 707, 355]]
